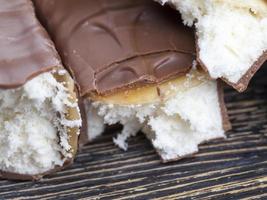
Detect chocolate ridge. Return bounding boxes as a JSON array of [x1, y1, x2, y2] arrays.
[[94, 50, 195, 75]]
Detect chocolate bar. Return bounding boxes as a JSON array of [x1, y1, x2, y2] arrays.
[[156, 0, 267, 92], [34, 0, 195, 96], [0, 0, 81, 180], [34, 0, 231, 161]]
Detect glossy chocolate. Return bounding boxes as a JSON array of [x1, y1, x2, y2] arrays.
[[0, 0, 61, 89], [34, 0, 196, 96]]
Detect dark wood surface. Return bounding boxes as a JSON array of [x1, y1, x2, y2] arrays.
[[1, 64, 267, 200]]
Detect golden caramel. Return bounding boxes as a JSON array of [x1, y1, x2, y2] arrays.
[[90, 70, 207, 105]]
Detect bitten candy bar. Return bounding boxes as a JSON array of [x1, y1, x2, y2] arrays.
[[0, 0, 81, 180], [34, 0, 231, 161], [34, 0, 195, 96], [157, 0, 267, 92]]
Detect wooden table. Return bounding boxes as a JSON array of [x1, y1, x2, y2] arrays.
[[1, 64, 267, 200]]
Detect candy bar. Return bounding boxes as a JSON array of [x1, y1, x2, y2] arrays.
[[157, 0, 267, 92], [34, 0, 231, 161], [0, 0, 81, 180]]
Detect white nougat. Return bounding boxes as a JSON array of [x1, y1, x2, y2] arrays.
[[86, 70, 225, 161], [157, 0, 267, 87], [0, 71, 81, 175], [85, 103, 105, 141]]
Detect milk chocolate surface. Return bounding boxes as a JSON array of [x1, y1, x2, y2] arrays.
[[34, 0, 196, 96], [0, 0, 61, 89]]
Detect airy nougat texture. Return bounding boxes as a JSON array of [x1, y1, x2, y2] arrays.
[[0, 70, 81, 175], [86, 69, 228, 161], [157, 0, 267, 91]]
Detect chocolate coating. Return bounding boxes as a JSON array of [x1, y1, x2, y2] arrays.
[[0, 0, 61, 89], [34, 0, 196, 96]]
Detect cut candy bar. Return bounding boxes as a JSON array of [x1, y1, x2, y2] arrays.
[[0, 0, 81, 180], [157, 0, 267, 92], [34, 0, 231, 161]]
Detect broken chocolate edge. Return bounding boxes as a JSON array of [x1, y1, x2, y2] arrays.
[[196, 36, 267, 93], [232, 51, 267, 92]]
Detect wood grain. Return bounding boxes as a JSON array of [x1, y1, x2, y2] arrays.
[[0, 64, 267, 200]]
